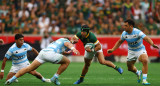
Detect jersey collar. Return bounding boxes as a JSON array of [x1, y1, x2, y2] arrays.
[[85, 33, 89, 38]]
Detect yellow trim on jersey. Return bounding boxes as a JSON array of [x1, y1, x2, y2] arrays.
[[75, 35, 79, 39], [85, 33, 89, 38], [94, 40, 99, 45]]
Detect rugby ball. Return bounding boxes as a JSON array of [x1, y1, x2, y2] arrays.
[[84, 43, 95, 52]]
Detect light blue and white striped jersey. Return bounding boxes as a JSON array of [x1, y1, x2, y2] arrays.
[[5, 43, 32, 65], [45, 38, 70, 53], [121, 28, 146, 51]]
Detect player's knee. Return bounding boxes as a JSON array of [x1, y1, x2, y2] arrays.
[[142, 59, 148, 64], [99, 60, 105, 65], [85, 63, 91, 68], [66, 60, 70, 66]]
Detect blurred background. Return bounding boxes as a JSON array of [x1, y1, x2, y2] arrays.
[[0, 0, 160, 62]]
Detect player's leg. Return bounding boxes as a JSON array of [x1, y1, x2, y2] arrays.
[[74, 58, 92, 84], [6, 72, 16, 80], [127, 50, 145, 83], [74, 50, 93, 84], [6, 65, 20, 82], [127, 60, 137, 73], [29, 70, 51, 83], [138, 54, 150, 85], [127, 60, 142, 83], [51, 56, 70, 85], [5, 60, 42, 85], [97, 52, 123, 74]]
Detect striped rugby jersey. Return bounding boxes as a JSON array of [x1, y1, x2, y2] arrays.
[[45, 38, 70, 54], [5, 43, 32, 65], [121, 28, 146, 51]]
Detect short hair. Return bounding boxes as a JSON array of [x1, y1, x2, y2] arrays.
[[15, 34, 24, 40], [124, 19, 135, 27]]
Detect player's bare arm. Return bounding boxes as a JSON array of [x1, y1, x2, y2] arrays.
[[94, 42, 101, 52], [31, 48, 39, 56], [64, 42, 80, 55], [0, 57, 8, 79], [143, 36, 159, 49], [107, 39, 124, 54], [62, 50, 72, 55]]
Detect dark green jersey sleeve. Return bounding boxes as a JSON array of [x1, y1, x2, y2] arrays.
[[89, 32, 98, 43], [75, 32, 81, 39]]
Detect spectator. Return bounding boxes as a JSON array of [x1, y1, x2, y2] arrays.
[[140, 0, 149, 21], [48, 20, 60, 34], [0, 0, 159, 35], [146, 17, 158, 35], [38, 12, 50, 35], [40, 31, 53, 49], [18, 8, 29, 18], [123, 0, 133, 16], [133, 4, 142, 22]]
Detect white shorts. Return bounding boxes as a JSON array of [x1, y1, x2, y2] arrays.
[[35, 49, 63, 64], [9, 61, 30, 73], [84, 45, 103, 59], [127, 49, 147, 61]]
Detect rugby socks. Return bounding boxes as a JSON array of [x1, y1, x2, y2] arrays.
[[41, 77, 46, 82], [80, 75, 85, 81], [136, 70, 139, 75], [54, 73, 59, 78], [143, 74, 147, 82], [114, 66, 119, 70], [51, 73, 59, 80], [10, 76, 17, 82]]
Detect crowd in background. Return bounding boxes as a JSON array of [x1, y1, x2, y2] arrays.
[[0, 0, 160, 35]]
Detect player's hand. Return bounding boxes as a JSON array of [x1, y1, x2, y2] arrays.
[[85, 47, 92, 52], [72, 49, 80, 55], [0, 72, 4, 80], [63, 50, 72, 55], [107, 49, 114, 54], [152, 44, 159, 49]]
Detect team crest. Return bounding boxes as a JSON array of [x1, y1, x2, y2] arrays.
[[125, 36, 128, 38], [16, 51, 18, 53]]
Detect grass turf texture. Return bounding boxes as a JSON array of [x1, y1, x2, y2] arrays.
[[0, 61, 160, 86]]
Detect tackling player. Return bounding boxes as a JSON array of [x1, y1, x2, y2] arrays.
[[72, 25, 123, 84], [5, 37, 80, 85], [107, 19, 159, 85]]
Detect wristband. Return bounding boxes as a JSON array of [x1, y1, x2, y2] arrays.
[[71, 47, 75, 50], [1, 70, 4, 72]]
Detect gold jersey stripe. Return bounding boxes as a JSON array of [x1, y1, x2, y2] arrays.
[[94, 40, 99, 45], [75, 35, 79, 39]]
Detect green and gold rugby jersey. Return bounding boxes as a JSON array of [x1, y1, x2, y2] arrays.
[[75, 32, 99, 46]]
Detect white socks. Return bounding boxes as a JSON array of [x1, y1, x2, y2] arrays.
[[143, 74, 147, 82]]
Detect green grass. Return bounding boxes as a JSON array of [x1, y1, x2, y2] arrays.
[[0, 61, 160, 86]]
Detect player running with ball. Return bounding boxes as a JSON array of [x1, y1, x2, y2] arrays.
[[72, 25, 123, 84]]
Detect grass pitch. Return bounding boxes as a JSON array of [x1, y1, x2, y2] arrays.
[[0, 61, 160, 86]]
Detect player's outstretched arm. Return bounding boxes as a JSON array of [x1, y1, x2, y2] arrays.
[[0, 57, 8, 79], [143, 36, 159, 49], [64, 42, 80, 55], [107, 39, 124, 54], [31, 48, 39, 56]]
